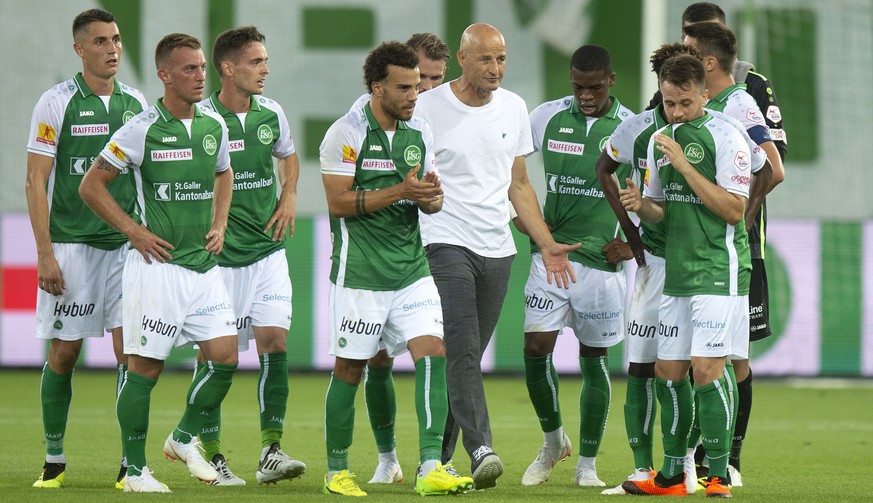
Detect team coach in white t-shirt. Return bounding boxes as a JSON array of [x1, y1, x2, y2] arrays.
[[415, 23, 579, 490]]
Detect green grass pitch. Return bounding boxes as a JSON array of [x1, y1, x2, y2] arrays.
[[0, 369, 869, 501]]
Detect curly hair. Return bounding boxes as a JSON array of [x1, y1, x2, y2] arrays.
[[650, 42, 700, 75], [659, 54, 706, 92], [363, 41, 419, 93]]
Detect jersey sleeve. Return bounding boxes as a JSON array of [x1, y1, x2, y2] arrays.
[[745, 72, 786, 160], [349, 93, 370, 114], [26, 88, 66, 157], [271, 103, 296, 159], [528, 102, 549, 153], [711, 110, 767, 173], [606, 113, 643, 164], [642, 133, 665, 201], [215, 117, 231, 172], [715, 131, 751, 198], [319, 116, 358, 177], [100, 113, 147, 171]]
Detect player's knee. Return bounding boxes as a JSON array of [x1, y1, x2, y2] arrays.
[[367, 350, 394, 368]]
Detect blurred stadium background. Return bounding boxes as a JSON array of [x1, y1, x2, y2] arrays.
[[2, 0, 871, 376]]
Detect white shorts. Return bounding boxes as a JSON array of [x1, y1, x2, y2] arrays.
[[523, 253, 625, 348], [657, 294, 749, 360], [122, 252, 237, 360], [625, 252, 665, 364], [36, 243, 127, 340], [328, 276, 443, 360], [220, 250, 293, 351]]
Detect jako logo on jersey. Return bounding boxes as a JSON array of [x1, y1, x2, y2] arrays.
[[683, 143, 705, 164], [162, 136, 177, 143], [154, 183, 171, 201], [558, 126, 574, 134], [547, 139, 584, 155], [369, 144, 383, 151], [71, 124, 109, 136], [203, 134, 217, 155], [152, 149, 193, 161], [79, 110, 95, 116], [404, 145, 422, 166], [257, 124, 273, 145]]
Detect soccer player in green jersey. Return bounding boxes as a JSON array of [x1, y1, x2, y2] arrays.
[[319, 41, 473, 497], [193, 25, 304, 487], [619, 54, 756, 499], [353, 32, 451, 486], [681, 20, 786, 487], [25, 8, 148, 489], [520, 45, 633, 488], [79, 33, 238, 493]]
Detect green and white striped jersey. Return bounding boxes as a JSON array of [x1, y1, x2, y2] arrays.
[[644, 112, 754, 297], [101, 99, 230, 273], [320, 102, 435, 291], [199, 92, 295, 267], [27, 73, 147, 250], [529, 95, 634, 271]]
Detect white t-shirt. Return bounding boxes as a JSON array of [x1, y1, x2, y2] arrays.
[[414, 82, 534, 258]]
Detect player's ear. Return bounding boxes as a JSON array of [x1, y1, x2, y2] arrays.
[[157, 68, 170, 84], [73, 42, 84, 59]]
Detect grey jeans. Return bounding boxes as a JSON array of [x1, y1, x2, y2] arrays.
[[426, 243, 514, 465]]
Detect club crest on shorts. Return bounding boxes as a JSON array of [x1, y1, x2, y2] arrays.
[[338, 337, 348, 348]]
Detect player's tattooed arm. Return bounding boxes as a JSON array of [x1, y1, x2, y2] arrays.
[[95, 156, 118, 173]]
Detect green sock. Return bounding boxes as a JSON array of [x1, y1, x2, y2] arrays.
[[687, 388, 701, 449], [415, 356, 447, 463], [192, 360, 221, 460], [116, 364, 128, 462], [174, 361, 236, 444], [523, 353, 562, 432], [41, 363, 73, 457], [696, 377, 732, 479], [364, 363, 396, 453], [117, 372, 156, 477], [723, 363, 738, 444], [624, 375, 656, 469], [259, 352, 289, 449], [325, 373, 358, 472], [656, 377, 693, 478], [579, 356, 611, 457]]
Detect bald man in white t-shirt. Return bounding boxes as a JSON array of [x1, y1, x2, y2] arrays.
[[414, 23, 579, 490]]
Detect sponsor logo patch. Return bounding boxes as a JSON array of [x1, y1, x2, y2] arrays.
[[734, 151, 750, 171], [109, 142, 126, 161], [769, 128, 787, 143], [361, 159, 396, 171], [70, 157, 88, 175], [746, 107, 765, 125], [766, 105, 782, 123], [229, 139, 245, 152], [342, 144, 357, 164], [71, 124, 109, 136], [154, 183, 171, 201], [151, 148, 193, 162], [36, 123, 56, 146], [547, 139, 584, 155]]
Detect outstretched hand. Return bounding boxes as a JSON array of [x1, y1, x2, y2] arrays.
[[541, 241, 582, 289]]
